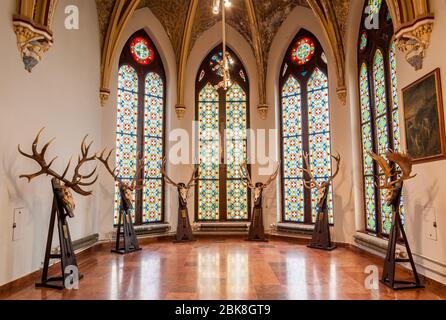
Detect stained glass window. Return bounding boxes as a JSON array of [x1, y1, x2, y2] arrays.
[[130, 37, 155, 65], [358, 2, 404, 236], [116, 65, 138, 223], [281, 30, 333, 225], [115, 30, 165, 226], [291, 37, 315, 65], [197, 45, 250, 222], [359, 31, 368, 52]]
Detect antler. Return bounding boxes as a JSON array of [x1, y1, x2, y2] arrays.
[[96, 148, 119, 181], [369, 151, 395, 189], [186, 164, 199, 189], [387, 150, 416, 188], [326, 153, 341, 185], [240, 162, 255, 189], [299, 153, 321, 190], [18, 128, 98, 196], [161, 158, 179, 188], [262, 162, 281, 189]]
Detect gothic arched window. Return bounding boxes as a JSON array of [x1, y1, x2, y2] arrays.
[[280, 29, 334, 225], [195, 45, 250, 222], [358, 0, 404, 236], [115, 29, 166, 225]]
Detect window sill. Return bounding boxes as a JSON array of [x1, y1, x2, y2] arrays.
[[354, 231, 407, 258]]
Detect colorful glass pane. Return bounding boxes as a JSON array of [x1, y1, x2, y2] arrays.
[[198, 84, 220, 220], [362, 123, 374, 175], [373, 50, 387, 116], [307, 68, 333, 223], [199, 70, 205, 82], [284, 178, 305, 222], [389, 41, 402, 152], [130, 37, 155, 65], [368, 0, 382, 17], [142, 72, 164, 223], [359, 31, 368, 52], [115, 65, 138, 223], [226, 83, 248, 220], [239, 70, 247, 82], [360, 63, 371, 123], [365, 176, 377, 232], [282, 75, 304, 222], [209, 51, 234, 77], [291, 37, 316, 65], [380, 176, 393, 234]]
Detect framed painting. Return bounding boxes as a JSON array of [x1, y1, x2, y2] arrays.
[[403, 68, 446, 164]]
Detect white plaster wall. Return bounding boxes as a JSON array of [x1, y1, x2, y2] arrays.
[[0, 0, 102, 286], [345, 0, 446, 284], [99, 7, 177, 235], [266, 6, 356, 243]]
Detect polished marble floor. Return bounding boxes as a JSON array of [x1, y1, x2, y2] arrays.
[[1, 237, 445, 300]]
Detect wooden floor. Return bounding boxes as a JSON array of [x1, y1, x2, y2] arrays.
[[1, 237, 446, 300]]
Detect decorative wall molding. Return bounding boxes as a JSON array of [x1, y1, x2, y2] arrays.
[[175, 0, 198, 120], [307, 0, 347, 105], [99, 0, 140, 106], [387, 0, 435, 70], [13, 0, 59, 72]]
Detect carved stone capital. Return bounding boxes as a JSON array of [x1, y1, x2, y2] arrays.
[[175, 104, 187, 120], [100, 89, 110, 107], [395, 18, 434, 71], [337, 87, 347, 106], [257, 104, 269, 120], [13, 19, 53, 72]]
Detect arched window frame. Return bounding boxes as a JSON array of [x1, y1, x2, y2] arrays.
[[116, 29, 167, 226], [279, 29, 334, 225], [195, 44, 251, 222], [357, 0, 404, 237]]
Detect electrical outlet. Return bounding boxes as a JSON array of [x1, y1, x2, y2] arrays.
[[13, 208, 26, 241]]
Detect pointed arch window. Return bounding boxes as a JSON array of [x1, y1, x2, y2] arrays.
[[115, 29, 166, 225], [195, 45, 250, 222], [280, 29, 333, 225], [358, 1, 404, 236]]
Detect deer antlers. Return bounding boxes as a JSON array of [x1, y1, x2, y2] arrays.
[[240, 162, 280, 189], [369, 150, 416, 190], [18, 128, 98, 196], [161, 158, 198, 189], [96, 148, 145, 191], [299, 152, 341, 190]]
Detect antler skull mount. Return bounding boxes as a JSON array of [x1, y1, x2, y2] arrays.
[[369, 150, 416, 205], [161, 158, 199, 205], [240, 162, 280, 204], [97, 148, 145, 210], [299, 152, 341, 205], [18, 128, 98, 218]]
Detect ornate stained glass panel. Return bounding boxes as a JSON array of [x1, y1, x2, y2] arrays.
[[291, 37, 315, 65], [282, 76, 304, 222], [226, 83, 248, 220], [359, 31, 368, 52], [209, 51, 234, 77], [142, 72, 164, 223], [115, 65, 138, 223], [307, 68, 333, 223], [358, 0, 405, 236], [198, 84, 220, 220], [368, 0, 382, 17], [130, 37, 155, 65]]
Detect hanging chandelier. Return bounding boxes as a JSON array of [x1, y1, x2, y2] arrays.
[[213, 0, 232, 91]]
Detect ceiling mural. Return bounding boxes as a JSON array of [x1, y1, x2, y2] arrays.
[[253, 0, 310, 62], [138, 0, 190, 63]]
